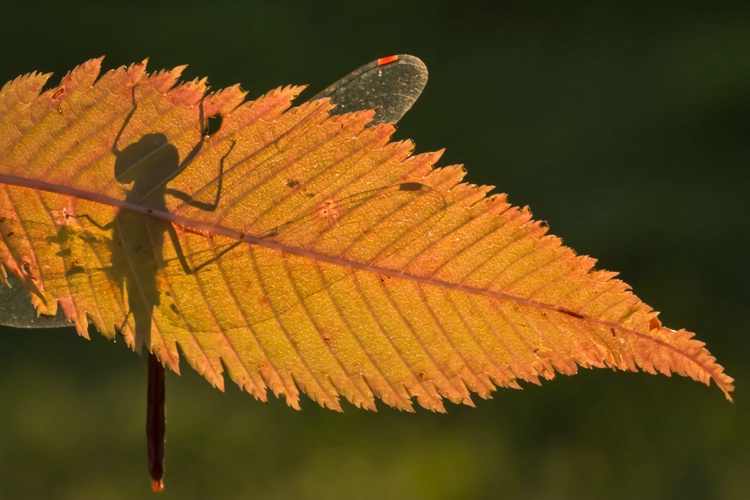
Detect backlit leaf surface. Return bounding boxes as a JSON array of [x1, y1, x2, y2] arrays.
[[0, 59, 733, 412]]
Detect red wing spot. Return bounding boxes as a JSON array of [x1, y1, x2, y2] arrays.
[[610, 328, 617, 337], [377, 55, 399, 66], [51, 88, 65, 100]]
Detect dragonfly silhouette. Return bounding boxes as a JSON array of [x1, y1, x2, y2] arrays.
[[107, 96, 235, 492], [130, 54, 429, 491], [62, 88, 237, 491], [0, 54, 430, 491]]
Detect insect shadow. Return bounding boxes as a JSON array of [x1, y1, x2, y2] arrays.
[[74, 92, 231, 351]]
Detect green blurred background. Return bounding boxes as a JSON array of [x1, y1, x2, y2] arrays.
[[1, 1, 748, 498]]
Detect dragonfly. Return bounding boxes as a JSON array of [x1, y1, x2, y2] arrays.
[[0, 55, 427, 492], [0, 54, 429, 492], [146, 53, 429, 492]]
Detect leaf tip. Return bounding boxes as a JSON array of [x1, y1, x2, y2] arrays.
[[714, 369, 735, 402]]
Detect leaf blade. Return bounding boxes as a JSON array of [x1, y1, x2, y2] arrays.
[[0, 58, 733, 413]]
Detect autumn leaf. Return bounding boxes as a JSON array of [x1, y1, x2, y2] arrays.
[[0, 58, 733, 419]]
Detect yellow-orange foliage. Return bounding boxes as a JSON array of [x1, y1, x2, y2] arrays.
[[0, 59, 733, 412]]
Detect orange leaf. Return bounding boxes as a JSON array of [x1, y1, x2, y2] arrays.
[[0, 58, 733, 415]]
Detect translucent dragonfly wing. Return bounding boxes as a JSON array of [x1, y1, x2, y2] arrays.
[[0, 273, 69, 327], [310, 55, 428, 125]]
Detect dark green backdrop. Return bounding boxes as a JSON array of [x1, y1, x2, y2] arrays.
[[1, 2, 747, 498]]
